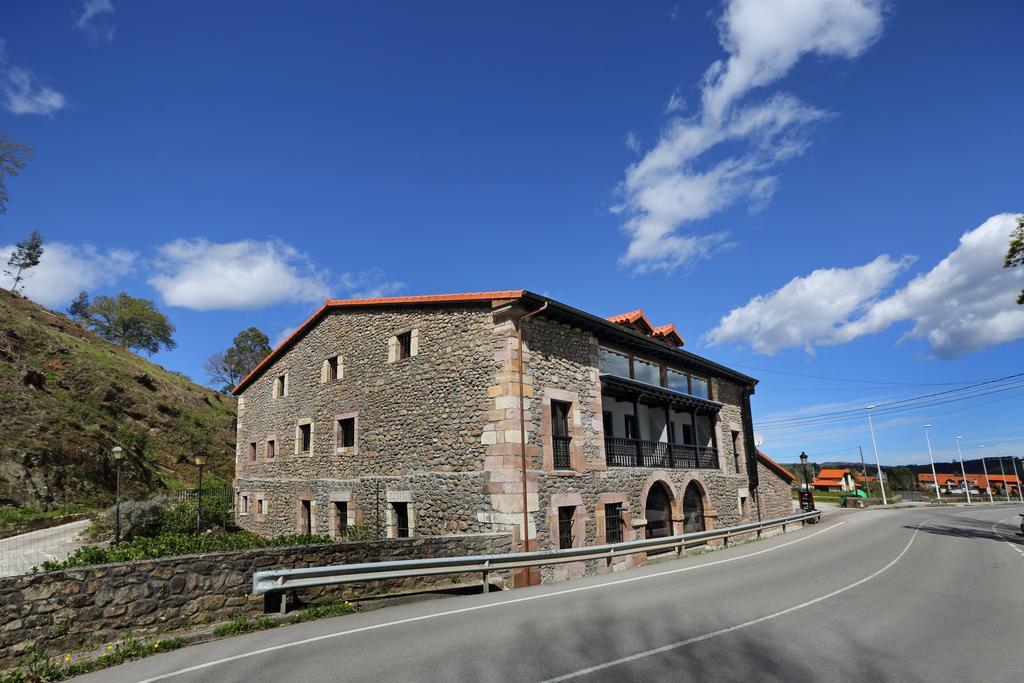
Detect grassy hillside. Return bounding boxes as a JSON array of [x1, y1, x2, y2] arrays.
[[0, 288, 236, 508]]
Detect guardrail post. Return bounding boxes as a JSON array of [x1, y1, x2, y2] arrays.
[[723, 534, 729, 548], [482, 560, 490, 594], [279, 591, 288, 615]]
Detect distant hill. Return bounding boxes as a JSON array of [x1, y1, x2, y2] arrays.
[[0, 288, 235, 508]]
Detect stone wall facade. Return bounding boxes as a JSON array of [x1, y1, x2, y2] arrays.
[[0, 534, 510, 668], [234, 297, 793, 584], [756, 460, 796, 520]]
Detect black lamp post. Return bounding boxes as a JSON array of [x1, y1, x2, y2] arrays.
[[799, 451, 816, 513], [112, 446, 124, 544], [193, 453, 208, 533]]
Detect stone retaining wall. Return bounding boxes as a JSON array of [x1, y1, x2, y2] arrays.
[[0, 533, 511, 668]]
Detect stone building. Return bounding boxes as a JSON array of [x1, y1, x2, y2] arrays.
[[231, 291, 794, 579]]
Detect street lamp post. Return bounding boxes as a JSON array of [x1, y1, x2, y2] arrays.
[[923, 425, 940, 502], [1012, 456, 1024, 503], [798, 452, 815, 513], [111, 446, 124, 544], [954, 437, 971, 503], [998, 451, 1011, 503], [866, 406, 888, 506], [193, 453, 208, 533], [980, 445, 994, 504]]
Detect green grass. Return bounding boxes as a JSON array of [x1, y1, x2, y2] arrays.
[[0, 504, 87, 530], [212, 615, 278, 638], [289, 599, 359, 624], [0, 634, 187, 683]]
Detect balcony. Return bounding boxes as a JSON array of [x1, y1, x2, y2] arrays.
[[605, 436, 719, 470]]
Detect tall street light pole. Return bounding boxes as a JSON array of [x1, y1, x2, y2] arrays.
[[1012, 456, 1024, 503], [998, 451, 1011, 503], [954, 436, 971, 503], [980, 445, 994, 504], [111, 446, 124, 544], [866, 406, 887, 506], [923, 425, 940, 502], [193, 453, 208, 533]]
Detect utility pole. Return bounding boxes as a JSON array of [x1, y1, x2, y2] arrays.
[[998, 451, 1011, 502], [923, 425, 940, 502], [954, 436, 971, 503], [980, 445, 994, 504], [866, 406, 887, 505]]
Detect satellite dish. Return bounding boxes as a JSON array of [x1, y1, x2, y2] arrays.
[[754, 432, 764, 447]]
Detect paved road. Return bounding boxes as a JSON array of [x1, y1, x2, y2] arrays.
[[0, 519, 91, 577], [81, 505, 1024, 682]]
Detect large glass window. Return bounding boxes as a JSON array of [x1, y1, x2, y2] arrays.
[[599, 347, 630, 378], [666, 369, 688, 393], [633, 358, 660, 386], [690, 376, 709, 399]]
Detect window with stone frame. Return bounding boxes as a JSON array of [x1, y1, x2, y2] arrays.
[[256, 497, 267, 516], [240, 494, 249, 515], [397, 331, 412, 360], [328, 355, 340, 380], [298, 422, 312, 454], [337, 417, 355, 449], [274, 374, 288, 398], [550, 401, 572, 470], [266, 438, 276, 460], [248, 441, 257, 463], [334, 501, 348, 536], [557, 506, 575, 549], [393, 502, 410, 538], [604, 503, 623, 544], [732, 430, 741, 473]]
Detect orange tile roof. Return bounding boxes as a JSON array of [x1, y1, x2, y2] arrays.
[[607, 310, 686, 347], [231, 291, 525, 395], [816, 468, 852, 480], [606, 309, 655, 334], [757, 450, 796, 483], [652, 324, 685, 347]]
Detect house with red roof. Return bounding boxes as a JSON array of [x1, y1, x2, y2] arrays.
[[919, 472, 1020, 496], [811, 468, 857, 492], [230, 290, 794, 581]]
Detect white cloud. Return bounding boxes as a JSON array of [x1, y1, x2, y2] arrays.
[[149, 239, 329, 311], [706, 213, 1024, 358], [831, 213, 1024, 358], [705, 254, 912, 354], [3, 67, 66, 116], [338, 268, 405, 299], [0, 242, 135, 308], [624, 131, 642, 154], [617, 0, 884, 272], [75, 0, 116, 42], [665, 89, 686, 114]]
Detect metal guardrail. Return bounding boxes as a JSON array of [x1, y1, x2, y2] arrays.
[[252, 509, 821, 601]]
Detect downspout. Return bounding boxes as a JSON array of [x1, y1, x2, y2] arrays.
[[517, 301, 548, 577], [742, 386, 762, 522]]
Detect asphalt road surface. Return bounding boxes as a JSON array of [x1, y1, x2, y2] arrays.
[[0, 519, 90, 577], [80, 504, 1024, 682]]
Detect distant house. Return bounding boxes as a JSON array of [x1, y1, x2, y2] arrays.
[[919, 473, 1020, 496], [811, 468, 857, 492]]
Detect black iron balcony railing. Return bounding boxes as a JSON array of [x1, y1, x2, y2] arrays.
[[605, 436, 719, 470], [552, 435, 572, 470]]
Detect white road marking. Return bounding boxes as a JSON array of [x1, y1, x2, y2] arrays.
[[135, 521, 847, 682], [991, 516, 1024, 558], [543, 521, 926, 682]]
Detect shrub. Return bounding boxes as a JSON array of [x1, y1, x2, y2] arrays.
[[38, 531, 334, 570], [89, 496, 171, 542], [160, 490, 233, 534], [212, 615, 278, 638]]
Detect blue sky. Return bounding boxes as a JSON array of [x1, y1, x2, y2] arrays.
[[2, 1, 1023, 469]]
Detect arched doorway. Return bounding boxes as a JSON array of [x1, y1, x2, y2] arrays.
[[644, 481, 674, 539], [682, 482, 706, 534]]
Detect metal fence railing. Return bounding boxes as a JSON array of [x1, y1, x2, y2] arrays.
[[253, 509, 821, 605]]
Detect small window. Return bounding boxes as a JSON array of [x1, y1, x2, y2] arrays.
[[393, 502, 410, 538], [605, 503, 623, 544], [248, 442, 257, 463], [267, 439, 276, 460], [240, 494, 249, 515], [551, 401, 572, 470], [397, 331, 412, 360], [337, 417, 355, 449], [731, 431, 741, 472], [557, 506, 575, 549], [299, 423, 312, 453], [603, 411, 614, 437], [274, 374, 287, 398], [328, 356, 339, 381], [259, 498, 268, 515], [334, 501, 348, 537], [300, 499, 312, 534]]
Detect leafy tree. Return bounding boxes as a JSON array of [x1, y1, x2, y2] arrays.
[[87, 292, 177, 355], [1005, 214, 1024, 305], [0, 133, 32, 213], [4, 230, 44, 294], [67, 290, 91, 323], [204, 327, 272, 391]]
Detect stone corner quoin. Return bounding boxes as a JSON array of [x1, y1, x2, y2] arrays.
[[232, 292, 794, 582]]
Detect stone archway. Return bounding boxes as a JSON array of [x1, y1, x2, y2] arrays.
[[682, 480, 706, 534], [644, 481, 675, 539]]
